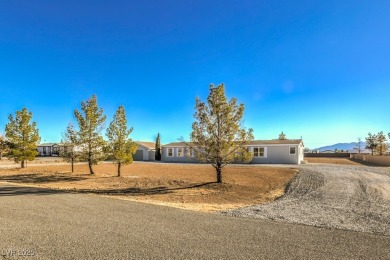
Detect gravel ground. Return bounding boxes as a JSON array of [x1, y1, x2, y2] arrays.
[[223, 164, 390, 236]]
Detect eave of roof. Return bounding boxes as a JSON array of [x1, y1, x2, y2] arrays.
[[162, 139, 303, 147]]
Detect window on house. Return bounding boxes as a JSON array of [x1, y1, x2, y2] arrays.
[[290, 147, 296, 155], [177, 148, 183, 157], [168, 148, 173, 157], [253, 147, 265, 157], [185, 147, 194, 157]]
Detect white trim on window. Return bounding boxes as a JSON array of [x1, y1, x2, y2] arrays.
[[177, 147, 184, 157], [252, 146, 267, 158], [167, 148, 173, 157], [289, 146, 296, 155]]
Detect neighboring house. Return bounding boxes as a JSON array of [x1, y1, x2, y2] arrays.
[[320, 150, 336, 153], [161, 142, 195, 163], [162, 139, 305, 165], [134, 141, 156, 161], [37, 143, 62, 156], [348, 148, 371, 155]]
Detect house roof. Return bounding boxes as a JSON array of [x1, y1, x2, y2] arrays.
[[248, 139, 303, 145], [135, 141, 156, 150], [162, 139, 303, 147], [38, 143, 58, 147]]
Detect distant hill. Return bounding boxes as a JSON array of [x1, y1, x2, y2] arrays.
[[314, 142, 366, 152]]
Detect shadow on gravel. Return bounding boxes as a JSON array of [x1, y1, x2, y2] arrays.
[[72, 182, 217, 196], [0, 174, 87, 184], [0, 185, 64, 196]]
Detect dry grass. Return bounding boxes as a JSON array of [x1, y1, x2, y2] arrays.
[[305, 157, 363, 165], [0, 160, 297, 212]]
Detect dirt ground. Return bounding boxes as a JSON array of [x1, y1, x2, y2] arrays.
[[0, 159, 297, 212], [305, 157, 362, 165]]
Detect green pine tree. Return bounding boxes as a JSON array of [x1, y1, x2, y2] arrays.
[[60, 122, 79, 172], [278, 131, 287, 140], [106, 105, 137, 176], [155, 133, 161, 161], [365, 132, 378, 155], [189, 84, 254, 183], [5, 108, 40, 168], [376, 131, 388, 156], [74, 95, 106, 175], [0, 134, 10, 160]]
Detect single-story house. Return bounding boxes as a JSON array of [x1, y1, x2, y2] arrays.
[[161, 139, 304, 165], [348, 148, 372, 155], [37, 143, 62, 156], [134, 141, 156, 161]]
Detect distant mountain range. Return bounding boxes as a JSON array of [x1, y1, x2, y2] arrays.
[[313, 142, 366, 152]]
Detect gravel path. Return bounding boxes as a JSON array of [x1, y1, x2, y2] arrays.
[[223, 164, 390, 236]]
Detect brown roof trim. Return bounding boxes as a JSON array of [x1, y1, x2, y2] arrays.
[[135, 141, 156, 150]]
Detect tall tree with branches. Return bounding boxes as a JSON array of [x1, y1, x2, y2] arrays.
[[155, 133, 161, 161], [376, 131, 388, 156], [365, 132, 378, 155], [106, 105, 137, 176], [60, 122, 79, 173], [188, 84, 253, 183], [74, 95, 106, 175], [278, 131, 287, 140], [5, 108, 40, 168]]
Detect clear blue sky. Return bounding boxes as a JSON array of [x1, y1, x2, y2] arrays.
[[0, 0, 389, 149]]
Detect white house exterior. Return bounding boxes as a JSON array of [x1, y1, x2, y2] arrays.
[[162, 139, 304, 165], [134, 141, 156, 161], [37, 143, 61, 156], [246, 140, 304, 164]]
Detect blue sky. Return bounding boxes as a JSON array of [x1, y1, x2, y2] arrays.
[[0, 0, 389, 149]]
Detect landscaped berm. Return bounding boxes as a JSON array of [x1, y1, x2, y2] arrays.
[[0, 159, 297, 212]]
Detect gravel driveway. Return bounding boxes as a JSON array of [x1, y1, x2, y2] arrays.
[[223, 164, 390, 236]]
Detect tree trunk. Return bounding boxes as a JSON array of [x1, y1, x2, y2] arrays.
[[21, 160, 25, 168], [117, 162, 121, 177], [216, 163, 222, 183], [88, 158, 94, 175], [71, 157, 74, 173]]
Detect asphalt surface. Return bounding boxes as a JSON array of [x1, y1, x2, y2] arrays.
[[0, 183, 389, 259]]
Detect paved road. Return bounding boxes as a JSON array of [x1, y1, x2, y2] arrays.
[[0, 183, 389, 259]]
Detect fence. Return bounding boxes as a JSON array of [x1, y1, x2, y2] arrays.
[[352, 154, 390, 166]]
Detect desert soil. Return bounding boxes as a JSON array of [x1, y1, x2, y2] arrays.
[[0, 159, 297, 212], [305, 157, 362, 165], [224, 164, 390, 236]]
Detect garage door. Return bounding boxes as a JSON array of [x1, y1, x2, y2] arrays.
[[133, 150, 144, 161]]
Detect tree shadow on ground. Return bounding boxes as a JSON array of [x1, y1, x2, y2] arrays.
[[73, 182, 217, 196], [0, 180, 218, 197], [0, 185, 65, 196], [0, 174, 88, 184]]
